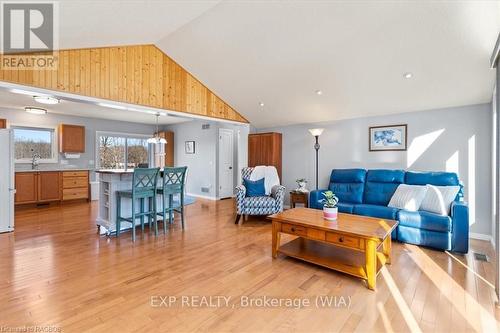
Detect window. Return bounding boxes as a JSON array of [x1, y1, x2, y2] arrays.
[[13, 126, 57, 163], [97, 132, 149, 169]]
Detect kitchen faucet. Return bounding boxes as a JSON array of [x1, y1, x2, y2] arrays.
[[31, 153, 41, 170]]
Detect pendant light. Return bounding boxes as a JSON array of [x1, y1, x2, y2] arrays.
[[147, 112, 167, 144]]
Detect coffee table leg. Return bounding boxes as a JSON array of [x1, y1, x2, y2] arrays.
[[383, 236, 392, 265], [272, 221, 281, 258], [365, 239, 377, 290]]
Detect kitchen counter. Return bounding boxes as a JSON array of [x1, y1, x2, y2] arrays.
[[15, 168, 93, 172]]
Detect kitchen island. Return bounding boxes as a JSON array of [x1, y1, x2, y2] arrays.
[[95, 169, 166, 235]]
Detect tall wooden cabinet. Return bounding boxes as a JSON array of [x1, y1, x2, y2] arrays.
[[248, 132, 282, 180], [0, 118, 6, 128], [157, 131, 175, 167]]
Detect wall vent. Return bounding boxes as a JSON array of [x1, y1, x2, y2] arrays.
[[202, 124, 210, 130], [201, 187, 210, 193], [473, 252, 489, 262]]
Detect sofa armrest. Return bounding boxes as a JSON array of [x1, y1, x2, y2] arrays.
[[450, 201, 469, 253], [235, 185, 246, 214], [309, 189, 329, 209], [271, 185, 286, 212]]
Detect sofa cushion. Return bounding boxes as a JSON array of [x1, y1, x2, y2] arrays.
[[353, 204, 399, 220], [398, 210, 451, 233], [328, 169, 366, 204], [330, 169, 366, 183], [243, 178, 265, 197], [337, 202, 355, 214], [364, 169, 405, 205], [243, 196, 275, 208], [388, 184, 427, 211], [329, 183, 364, 204], [405, 171, 459, 186], [420, 185, 460, 216]]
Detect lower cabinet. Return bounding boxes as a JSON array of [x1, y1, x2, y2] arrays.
[[38, 172, 61, 202], [15, 170, 89, 205], [14, 172, 38, 204]]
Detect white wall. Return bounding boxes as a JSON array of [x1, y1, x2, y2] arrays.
[[165, 120, 249, 199], [0, 107, 156, 181], [259, 103, 492, 237]]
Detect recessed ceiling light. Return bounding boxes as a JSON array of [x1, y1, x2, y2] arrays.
[[25, 106, 47, 115], [259, 102, 265, 107], [403, 72, 413, 79], [34, 96, 59, 105], [315, 90, 323, 95]]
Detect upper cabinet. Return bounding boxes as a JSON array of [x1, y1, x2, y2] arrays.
[[0, 119, 6, 128], [59, 124, 85, 153]]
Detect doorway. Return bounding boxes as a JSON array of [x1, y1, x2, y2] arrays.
[[218, 128, 234, 199]]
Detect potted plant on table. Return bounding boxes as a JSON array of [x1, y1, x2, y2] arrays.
[[321, 191, 339, 221]]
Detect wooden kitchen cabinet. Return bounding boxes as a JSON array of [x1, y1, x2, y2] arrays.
[[15, 170, 89, 205], [59, 124, 85, 153], [0, 118, 6, 128], [157, 131, 175, 166], [15, 172, 38, 204], [38, 172, 61, 202]]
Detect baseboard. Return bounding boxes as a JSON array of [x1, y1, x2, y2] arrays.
[[186, 193, 218, 201], [470, 232, 493, 242]]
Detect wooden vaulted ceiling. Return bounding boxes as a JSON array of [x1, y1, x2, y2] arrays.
[[0, 45, 248, 123]]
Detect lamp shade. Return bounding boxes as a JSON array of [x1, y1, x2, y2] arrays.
[[308, 128, 324, 137]]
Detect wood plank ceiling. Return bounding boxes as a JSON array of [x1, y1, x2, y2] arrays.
[[0, 45, 248, 123]]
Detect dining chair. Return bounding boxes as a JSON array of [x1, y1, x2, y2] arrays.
[[116, 168, 160, 241], [157, 166, 188, 232]]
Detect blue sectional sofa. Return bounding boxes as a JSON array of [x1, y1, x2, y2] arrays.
[[309, 169, 469, 253]]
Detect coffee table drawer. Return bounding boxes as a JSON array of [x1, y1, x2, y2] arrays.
[[326, 232, 360, 249], [282, 223, 307, 237]]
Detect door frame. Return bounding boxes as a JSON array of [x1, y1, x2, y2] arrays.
[[218, 128, 234, 199]]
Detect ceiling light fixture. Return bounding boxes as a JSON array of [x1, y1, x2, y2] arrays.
[[147, 113, 167, 144], [259, 102, 265, 107], [34, 96, 59, 105], [403, 72, 413, 79], [315, 90, 323, 95], [25, 106, 47, 115], [98, 102, 127, 110], [10, 88, 38, 96]]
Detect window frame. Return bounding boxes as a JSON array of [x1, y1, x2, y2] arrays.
[[11, 124, 59, 164], [95, 131, 151, 170]]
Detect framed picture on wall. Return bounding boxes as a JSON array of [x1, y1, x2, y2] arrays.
[[185, 141, 195, 154], [369, 124, 407, 151]]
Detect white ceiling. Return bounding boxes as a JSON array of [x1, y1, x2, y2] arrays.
[[5, 1, 500, 128], [57, 0, 220, 49], [0, 88, 190, 125], [156, 1, 500, 128]]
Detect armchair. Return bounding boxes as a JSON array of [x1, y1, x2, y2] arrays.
[[235, 167, 285, 224]]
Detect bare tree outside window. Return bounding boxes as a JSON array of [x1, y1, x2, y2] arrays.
[[98, 134, 149, 169], [13, 127, 55, 160]]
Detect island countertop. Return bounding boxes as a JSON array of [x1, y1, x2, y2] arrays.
[[95, 169, 134, 174], [15, 168, 92, 173]]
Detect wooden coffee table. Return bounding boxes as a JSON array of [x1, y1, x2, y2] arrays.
[[269, 208, 398, 290]]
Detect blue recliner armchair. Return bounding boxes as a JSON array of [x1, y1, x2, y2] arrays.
[[310, 169, 469, 253]]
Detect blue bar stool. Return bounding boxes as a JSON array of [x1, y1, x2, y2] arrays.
[[116, 168, 160, 241], [157, 166, 188, 232]]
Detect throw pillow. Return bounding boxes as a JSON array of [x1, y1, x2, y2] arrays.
[[388, 184, 428, 211], [420, 185, 460, 216], [244, 178, 266, 197]]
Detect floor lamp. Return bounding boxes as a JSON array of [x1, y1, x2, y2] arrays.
[[308, 128, 324, 190]]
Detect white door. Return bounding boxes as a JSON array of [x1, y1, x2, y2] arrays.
[[0, 130, 14, 233], [218, 128, 234, 199]]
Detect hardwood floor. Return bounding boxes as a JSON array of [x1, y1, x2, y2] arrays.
[[1, 199, 499, 332]]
